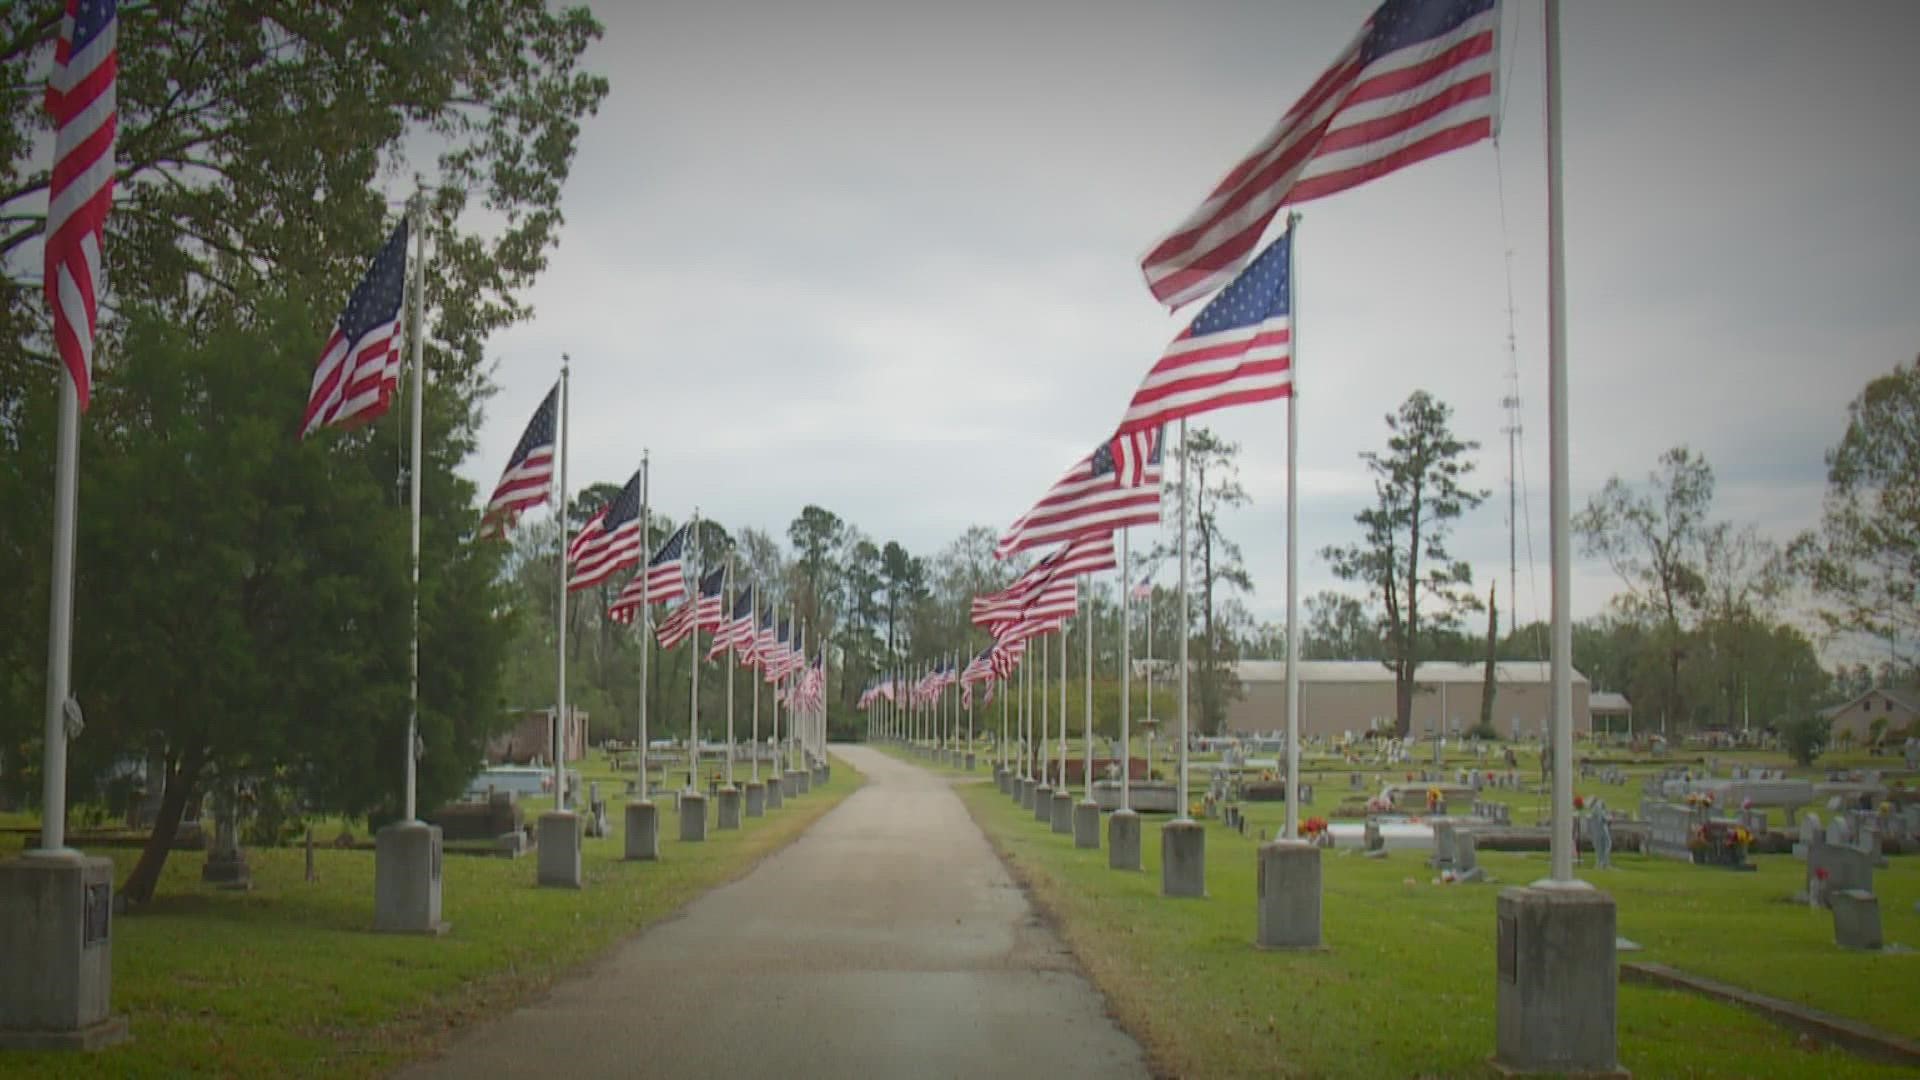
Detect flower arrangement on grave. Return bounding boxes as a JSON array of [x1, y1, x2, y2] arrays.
[[1426, 786, 1442, 810], [1689, 820, 1754, 869], [1298, 816, 1328, 838], [1365, 795, 1393, 814], [1573, 794, 1585, 811]]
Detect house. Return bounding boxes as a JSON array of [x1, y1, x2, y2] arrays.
[[486, 706, 589, 765], [1208, 660, 1592, 739], [1822, 688, 1919, 746]]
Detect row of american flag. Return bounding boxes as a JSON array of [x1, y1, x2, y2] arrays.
[[858, 0, 1498, 718]]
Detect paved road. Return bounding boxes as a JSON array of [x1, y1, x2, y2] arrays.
[[403, 745, 1149, 1079]]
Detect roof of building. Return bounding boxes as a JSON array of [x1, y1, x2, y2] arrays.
[[1822, 687, 1920, 718], [1590, 691, 1631, 714], [1219, 659, 1589, 686]]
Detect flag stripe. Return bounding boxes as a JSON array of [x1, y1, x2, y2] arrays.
[[43, 0, 118, 410]]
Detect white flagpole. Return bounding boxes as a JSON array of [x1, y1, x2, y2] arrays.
[[796, 619, 807, 769], [637, 453, 650, 801], [1084, 577, 1093, 800], [1120, 528, 1132, 811], [688, 512, 701, 792], [36, 360, 82, 854], [1040, 626, 1050, 787], [769, 614, 781, 776], [404, 194, 427, 823], [1059, 620, 1068, 788], [554, 359, 571, 811], [723, 556, 736, 789], [1145, 576, 1154, 734], [1545, 0, 1575, 885], [1177, 417, 1190, 819], [1284, 210, 1303, 841], [751, 590, 761, 784]]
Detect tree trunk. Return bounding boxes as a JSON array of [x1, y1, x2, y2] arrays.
[[121, 744, 205, 906], [1396, 662, 1415, 738], [1480, 583, 1498, 734]]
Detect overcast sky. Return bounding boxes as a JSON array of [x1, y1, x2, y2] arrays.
[[468, 0, 1920, 648]]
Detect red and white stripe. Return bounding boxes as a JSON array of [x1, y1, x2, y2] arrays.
[[1139, 3, 1496, 308], [43, 0, 118, 409], [566, 508, 644, 592], [996, 445, 1162, 560], [655, 600, 698, 650]]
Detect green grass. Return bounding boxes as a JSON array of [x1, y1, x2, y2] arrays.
[[0, 754, 859, 1078], [955, 772, 1919, 1080]]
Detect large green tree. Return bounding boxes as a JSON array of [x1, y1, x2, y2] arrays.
[[1793, 357, 1920, 665], [1159, 426, 1253, 734], [1324, 391, 1487, 737]]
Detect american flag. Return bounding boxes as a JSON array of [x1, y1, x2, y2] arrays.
[[301, 221, 408, 438], [1139, 0, 1496, 308], [1131, 573, 1154, 601], [1121, 229, 1292, 436], [763, 619, 795, 683], [566, 469, 645, 591], [693, 567, 727, 631], [996, 431, 1162, 559], [973, 534, 1114, 628], [478, 384, 558, 538], [654, 599, 697, 650], [43, 0, 117, 411], [989, 637, 1028, 679], [608, 523, 690, 625], [707, 584, 756, 661], [961, 648, 995, 686]]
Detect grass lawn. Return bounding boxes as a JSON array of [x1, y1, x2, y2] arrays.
[[0, 753, 859, 1078], [954, 770, 1919, 1080]]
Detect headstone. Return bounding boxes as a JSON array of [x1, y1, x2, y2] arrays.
[[1805, 837, 1874, 907], [1073, 800, 1100, 849], [1364, 819, 1383, 853], [1431, 821, 1458, 872], [1453, 832, 1484, 882], [1644, 803, 1696, 861], [1162, 819, 1206, 898], [1831, 890, 1883, 951], [1256, 841, 1322, 949], [1109, 809, 1142, 871], [201, 791, 251, 890]]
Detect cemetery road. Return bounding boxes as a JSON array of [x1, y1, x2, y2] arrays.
[[401, 745, 1150, 1079]]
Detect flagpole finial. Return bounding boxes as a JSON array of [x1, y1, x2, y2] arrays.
[[561, 352, 571, 376]]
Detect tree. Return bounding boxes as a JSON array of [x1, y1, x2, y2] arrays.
[[69, 301, 508, 904], [1575, 447, 1715, 731], [1478, 583, 1499, 738], [1323, 391, 1487, 736], [3, 2, 608, 403], [787, 505, 846, 642], [1301, 591, 1383, 660], [1777, 712, 1830, 767], [879, 540, 926, 659], [1163, 427, 1254, 734], [1792, 357, 1920, 660]]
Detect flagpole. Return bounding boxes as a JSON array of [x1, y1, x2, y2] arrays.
[[1120, 529, 1132, 812], [751, 590, 761, 784], [1284, 210, 1302, 841], [1545, 0, 1575, 886], [723, 555, 735, 789], [637, 452, 650, 801], [1177, 417, 1190, 819], [688, 511, 701, 792], [36, 370, 81, 854], [404, 193, 427, 823], [1084, 578, 1093, 800], [1059, 620, 1068, 788], [554, 359, 571, 811], [1040, 625, 1050, 789]]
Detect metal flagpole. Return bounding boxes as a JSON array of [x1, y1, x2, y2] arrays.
[[37, 355, 82, 853], [1145, 574, 1154, 733], [1284, 210, 1303, 841], [1084, 577, 1093, 800], [723, 556, 735, 789], [1021, 654, 1030, 778], [999, 671, 1009, 769], [404, 193, 427, 823], [770, 620, 781, 775], [794, 619, 806, 770], [751, 589, 760, 784], [1040, 627, 1050, 787], [688, 512, 701, 792], [1059, 620, 1068, 788], [637, 452, 650, 800], [1177, 417, 1190, 819], [1120, 528, 1132, 811], [1545, 0, 1576, 885], [555, 360, 571, 811]]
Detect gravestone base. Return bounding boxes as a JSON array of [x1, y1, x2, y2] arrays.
[[1019, 778, 1035, 808], [0, 854, 129, 1051], [1050, 791, 1074, 835], [679, 793, 708, 843], [780, 771, 799, 798], [1109, 808, 1143, 870], [1256, 840, 1322, 950], [373, 822, 448, 934], [744, 782, 766, 817], [1492, 884, 1622, 1077], [765, 778, 784, 810], [1832, 890, 1882, 951], [624, 800, 660, 861], [536, 812, 582, 889], [965, 752, 977, 771], [1162, 819, 1207, 898], [796, 768, 812, 795], [200, 847, 251, 891], [716, 787, 743, 830], [1074, 801, 1101, 849], [1033, 785, 1054, 822], [996, 768, 1010, 794], [814, 763, 829, 786]]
